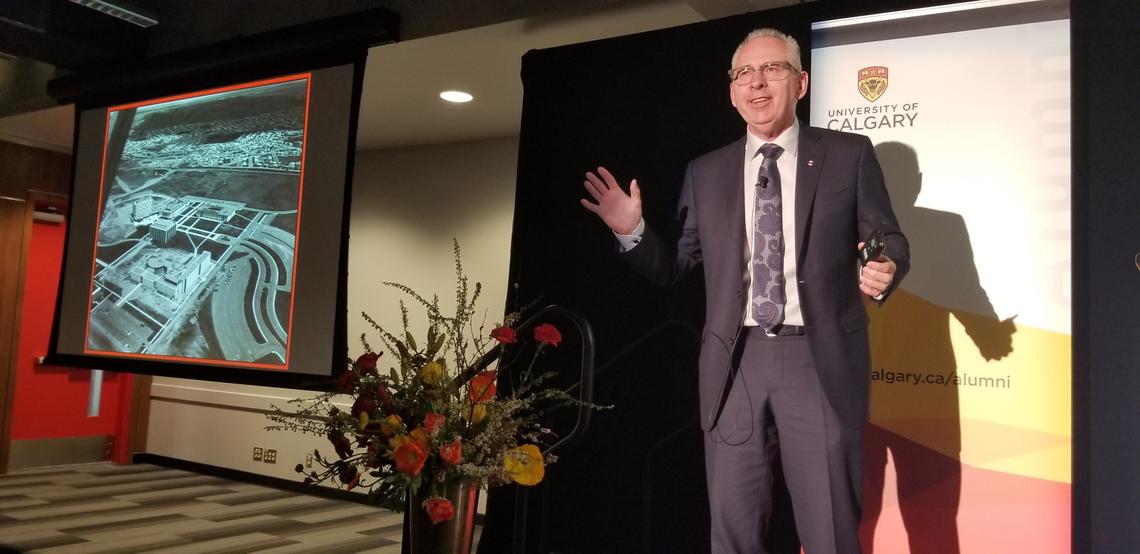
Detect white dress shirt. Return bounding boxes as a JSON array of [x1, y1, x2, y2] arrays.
[[615, 120, 806, 327]]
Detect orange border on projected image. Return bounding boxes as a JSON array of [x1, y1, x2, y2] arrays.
[[81, 72, 312, 371]]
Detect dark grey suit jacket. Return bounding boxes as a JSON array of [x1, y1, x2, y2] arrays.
[[623, 124, 909, 431]]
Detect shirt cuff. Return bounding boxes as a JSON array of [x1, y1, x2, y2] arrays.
[[614, 219, 645, 252]]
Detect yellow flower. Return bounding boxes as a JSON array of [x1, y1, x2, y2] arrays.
[[464, 404, 488, 424], [420, 359, 446, 385], [379, 414, 403, 436], [388, 427, 430, 454], [388, 434, 408, 453], [408, 427, 429, 450], [503, 444, 544, 486]]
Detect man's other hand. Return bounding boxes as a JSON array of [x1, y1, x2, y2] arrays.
[[857, 241, 896, 298], [581, 166, 642, 235]]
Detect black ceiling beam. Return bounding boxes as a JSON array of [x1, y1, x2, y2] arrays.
[[46, 6, 399, 107], [0, 0, 147, 69]]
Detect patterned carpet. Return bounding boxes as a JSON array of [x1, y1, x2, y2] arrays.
[[0, 462, 418, 553]]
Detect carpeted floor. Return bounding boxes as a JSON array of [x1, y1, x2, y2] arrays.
[[0, 462, 416, 553]]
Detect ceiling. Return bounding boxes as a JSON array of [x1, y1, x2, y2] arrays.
[[0, 0, 797, 152]]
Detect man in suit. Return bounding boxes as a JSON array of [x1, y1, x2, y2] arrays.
[[581, 28, 909, 554]]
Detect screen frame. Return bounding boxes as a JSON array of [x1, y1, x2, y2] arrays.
[[44, 50, 365, 390]]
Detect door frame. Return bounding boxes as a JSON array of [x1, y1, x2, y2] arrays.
[[0, 195, 32, 474], [0, 191, 151, 473]]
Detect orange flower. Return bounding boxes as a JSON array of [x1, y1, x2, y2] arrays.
[[425, 497, 455, 523], [503, 444, 544, 486], [392, 441, 427, 476], [439, 439, 462, 466], [469, 371, 497, 402], [423, 412, 446, 436]]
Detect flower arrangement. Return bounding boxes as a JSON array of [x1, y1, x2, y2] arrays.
[[267, 242, 584, 524]]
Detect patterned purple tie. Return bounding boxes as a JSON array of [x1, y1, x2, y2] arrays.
[[751, 143, 785, 330]]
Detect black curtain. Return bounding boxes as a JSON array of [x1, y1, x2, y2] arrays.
[[480, 6, 810, 554]]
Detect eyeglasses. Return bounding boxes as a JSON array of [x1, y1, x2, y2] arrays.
[[728, 62, 798, 85]]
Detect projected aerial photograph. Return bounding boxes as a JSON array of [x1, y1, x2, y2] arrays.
[[85, 77, 309, 366]]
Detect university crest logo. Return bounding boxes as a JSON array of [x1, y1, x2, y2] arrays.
[[858, 66, 889, 102]]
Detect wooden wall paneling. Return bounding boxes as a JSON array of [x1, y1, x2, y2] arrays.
[[0, 140, 72, 199], [0, 197, 32, 474]]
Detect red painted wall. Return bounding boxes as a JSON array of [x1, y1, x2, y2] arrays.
[[11, 220, 123, 440]]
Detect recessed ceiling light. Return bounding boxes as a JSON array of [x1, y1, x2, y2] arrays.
[[439, 90, 474, 103]]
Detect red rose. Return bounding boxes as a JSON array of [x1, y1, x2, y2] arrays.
[[375, 382, 393, 411], [490, 326, 518, 344], [351, 394, 376, 419], [469, 371, 497, 402], [328, 430, 353, 459], [439, 439, 462, 466], [394, 441, 427, 475], [365, 444, 383, 468], [425, 497, 455, 524], [337, 369, 357, 392], [337, 462, 360, 489], [423, 412, 446, 435], [355, 351, 381, 373], [533, 323, 562, 347]]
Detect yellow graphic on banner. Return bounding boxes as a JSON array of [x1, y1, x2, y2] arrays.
[[868, 289, 1071, 484]]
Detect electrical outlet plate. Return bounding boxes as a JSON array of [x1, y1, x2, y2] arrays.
[[264, 449, 277, 464], [305, 454, 313, 468], [253, 447, 263, 461]]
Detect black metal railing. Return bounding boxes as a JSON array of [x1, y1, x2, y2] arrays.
[[512, 317, 702, 554], [506, 305, 596, 554]]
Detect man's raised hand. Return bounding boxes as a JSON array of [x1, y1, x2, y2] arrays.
[[581, 166, 642, 235]]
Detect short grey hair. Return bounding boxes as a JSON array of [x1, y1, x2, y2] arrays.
[[731, 28, 802, 71]]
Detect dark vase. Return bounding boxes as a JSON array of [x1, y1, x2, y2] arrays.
[[407, 479, 480, 554]]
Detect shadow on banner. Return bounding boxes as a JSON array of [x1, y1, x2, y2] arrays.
[[860, 142, 1016, 554]]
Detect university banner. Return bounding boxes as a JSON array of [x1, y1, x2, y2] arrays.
[[811, 7, 1070, 553]]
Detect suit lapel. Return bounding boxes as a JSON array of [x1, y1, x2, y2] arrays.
[[723, 136, 746, 266], [795, 126, 825, 264]]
